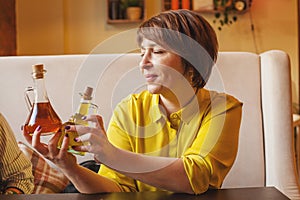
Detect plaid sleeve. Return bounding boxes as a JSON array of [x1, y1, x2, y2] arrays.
[[18, 142, 70, 193]]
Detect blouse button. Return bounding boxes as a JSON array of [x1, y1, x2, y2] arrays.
[[171, 113, 179, 119]]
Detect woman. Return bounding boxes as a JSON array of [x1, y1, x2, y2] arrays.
[[24, 9, 242, 194]]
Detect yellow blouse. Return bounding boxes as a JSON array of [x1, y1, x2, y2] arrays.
[[99, 89, 242, 194]]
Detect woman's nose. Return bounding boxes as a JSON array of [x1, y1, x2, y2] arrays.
[[139, 52, 152, 69]]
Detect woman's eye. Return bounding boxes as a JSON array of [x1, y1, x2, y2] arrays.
[[140, 50, 145, 57], [153, 50, 165, 54]]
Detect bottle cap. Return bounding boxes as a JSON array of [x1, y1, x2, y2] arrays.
[[32, 64, 46, 79], [82, 86, 93, 100]]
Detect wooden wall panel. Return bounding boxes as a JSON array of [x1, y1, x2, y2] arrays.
[[0, 0, 16, 56]]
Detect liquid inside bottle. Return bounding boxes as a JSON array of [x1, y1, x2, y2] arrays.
[[24, 102, 62, 136], [23, 64, 62, 136]]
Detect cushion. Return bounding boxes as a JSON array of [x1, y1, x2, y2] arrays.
[[18, 141, 69, 193]]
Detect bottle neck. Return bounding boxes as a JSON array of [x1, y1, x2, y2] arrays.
[[77, 98, 92, 115], [33, 78, 49, 103]]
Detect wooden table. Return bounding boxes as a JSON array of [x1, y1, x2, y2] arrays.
[[0, 187, 290, 200]]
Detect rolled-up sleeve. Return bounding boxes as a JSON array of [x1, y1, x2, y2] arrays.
[[182, 98, 242, 194]]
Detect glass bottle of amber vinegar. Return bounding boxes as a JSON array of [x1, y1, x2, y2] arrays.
[[23, 64, 62, 136]]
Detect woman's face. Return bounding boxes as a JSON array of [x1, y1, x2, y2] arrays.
[[139, 38, 189, 95]]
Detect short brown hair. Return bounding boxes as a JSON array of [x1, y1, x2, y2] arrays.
[[137, 9, 218, 88]]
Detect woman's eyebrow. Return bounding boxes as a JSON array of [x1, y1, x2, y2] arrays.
[[141, 40, 158, 48], [141, 44, 155, 49]]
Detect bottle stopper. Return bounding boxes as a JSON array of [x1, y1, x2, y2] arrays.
[[32, 64, 46, 79], [82, 86, 93, 100]]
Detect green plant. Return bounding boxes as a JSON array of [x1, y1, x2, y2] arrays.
[[213, 0, 238, 31], [123, 0, 141, 7]]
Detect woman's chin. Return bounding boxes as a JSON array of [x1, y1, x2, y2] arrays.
[[147, 84, 162, 94]]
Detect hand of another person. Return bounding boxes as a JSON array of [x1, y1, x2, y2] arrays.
[[4, 187, 23, 195], [22, 126, 77, 170]]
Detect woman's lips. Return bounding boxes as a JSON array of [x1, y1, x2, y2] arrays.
[[144, 74, 157, 82]]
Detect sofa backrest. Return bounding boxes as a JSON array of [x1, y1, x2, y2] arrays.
[[206, 52, 265, 188], [0, 52, 298, 199], [208, 50, 299, 200]]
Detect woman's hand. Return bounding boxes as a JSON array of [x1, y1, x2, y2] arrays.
[[22, 125, 77, 170], [68, 115, 115, 165]]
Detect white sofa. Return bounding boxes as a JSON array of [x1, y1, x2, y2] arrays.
[[0, 51, 299, 199]]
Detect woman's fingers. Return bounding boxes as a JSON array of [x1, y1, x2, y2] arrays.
[[58, 133, 71, 158], [31, 126, 49, 155], [48, 130, 63, 158], [82, 115, 105, 133], [62, 115, 108, 156], [21, 125, 76, 166], [65, 124, 102, 139], [72, 144, 89, 153], [65, 124, 92, 135], [22, 125, 32, 144]]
